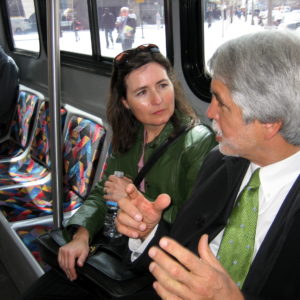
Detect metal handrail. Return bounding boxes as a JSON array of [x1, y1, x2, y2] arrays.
[[46, 0, 63, 229]]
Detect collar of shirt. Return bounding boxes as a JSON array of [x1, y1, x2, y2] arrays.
[[259, 150, 300, 210]]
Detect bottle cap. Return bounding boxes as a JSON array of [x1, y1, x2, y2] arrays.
[[114, 171, 124, 177], [106, 201, 118, 207]]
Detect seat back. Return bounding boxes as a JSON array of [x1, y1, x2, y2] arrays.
[[0, 85, 44, 159], [0, 105, 108, 220], [30, 101, 51, 167], [62, 111, 106, 202], [30, 102, 68, 168]]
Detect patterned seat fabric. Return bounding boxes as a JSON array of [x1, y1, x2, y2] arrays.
[[30, 104, 67, 167], [0, 91, 39, 159], [0, 114, 106, 221], [30, 102, 51, 167], [0, 102, 51, 187], [63, 116, 106, 198], [16, 224, 53, 271], [0, 104, 67, 187]]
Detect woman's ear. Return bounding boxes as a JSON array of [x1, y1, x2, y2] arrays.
[[121, 97, 130, 110]]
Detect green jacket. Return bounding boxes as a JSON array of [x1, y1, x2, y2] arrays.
[[66, 120, 216, 240]]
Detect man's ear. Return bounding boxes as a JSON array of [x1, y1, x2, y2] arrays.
[[121, 97, 130, 110], [263, 121, 282, 140]]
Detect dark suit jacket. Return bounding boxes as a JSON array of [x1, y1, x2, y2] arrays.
[[0, 47, 19, 138], [129, 147, 300, 300]]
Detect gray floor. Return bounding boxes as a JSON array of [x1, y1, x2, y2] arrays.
[[0, 260, 21, 300]]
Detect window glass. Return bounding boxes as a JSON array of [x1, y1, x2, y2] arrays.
[[59, 0, 92, 55], [97, 0, 166, 58], [204, 0, 300, 67], [6, 0, 40, 52]]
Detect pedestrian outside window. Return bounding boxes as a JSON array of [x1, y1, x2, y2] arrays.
[[203, 0, 300, 69], [59, 0, 92, 55], [97, 0, 166, 58]]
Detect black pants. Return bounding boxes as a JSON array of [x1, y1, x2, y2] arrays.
[[121, 38, 134, 51], [20, 269, 160, 300], [104, 29, 114, 47]]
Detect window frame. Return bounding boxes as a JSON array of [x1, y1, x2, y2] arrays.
[[39, 0, 174, 76], [0, 0, 41, 58], [180, 0, 211, 103]]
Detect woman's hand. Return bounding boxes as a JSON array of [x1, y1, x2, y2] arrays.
[[58, 227, 90, 281], [103, 175, 132, 202]]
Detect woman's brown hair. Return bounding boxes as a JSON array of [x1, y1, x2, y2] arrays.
[[107, 48, 198, 153]]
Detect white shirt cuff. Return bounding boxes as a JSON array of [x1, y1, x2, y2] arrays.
[[128, 224, 159, 262]]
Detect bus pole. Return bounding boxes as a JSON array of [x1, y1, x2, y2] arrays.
[[46, 0, 63, 229]]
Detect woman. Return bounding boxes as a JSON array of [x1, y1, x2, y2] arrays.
[[59, 44, 216, 281], [21, 45, 216, 299]]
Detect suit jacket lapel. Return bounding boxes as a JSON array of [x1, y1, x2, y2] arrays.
[[170, 151, 249, 249]]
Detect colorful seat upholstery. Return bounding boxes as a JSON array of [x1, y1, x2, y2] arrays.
[[0, 110, 106, 222], [16, 224, 53, 271], [0, 101, 51, 188], [0, 88, 41, 161], [0, 103, 67, 188]]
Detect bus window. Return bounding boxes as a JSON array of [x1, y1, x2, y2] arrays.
[[59, 0, 92, 55], [97, 0, 167, 58], [204, 0, 300, 66], [6, 0, 39, 53]]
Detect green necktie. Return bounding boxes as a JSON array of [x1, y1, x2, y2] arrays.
[[217, 168, 260, 288]]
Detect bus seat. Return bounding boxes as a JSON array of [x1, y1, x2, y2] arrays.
[[0, 106, 106, 222], [0, 102, 67, 188], [0, 101, 51, 187], [15, 224, 53, 271], [0, 85, 43, 162]]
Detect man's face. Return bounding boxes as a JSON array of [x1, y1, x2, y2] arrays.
[[207, 79, 264, 160], [121, 9, 129, 17]]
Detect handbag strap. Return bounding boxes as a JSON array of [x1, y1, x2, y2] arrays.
[[133, 124, 195, 188]]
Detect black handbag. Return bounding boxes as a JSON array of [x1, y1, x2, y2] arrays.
[[38, 229, 152, 297], [38, 124, 194, 297]]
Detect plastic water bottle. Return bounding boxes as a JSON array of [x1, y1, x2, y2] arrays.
[[103, 171, 124, 238]]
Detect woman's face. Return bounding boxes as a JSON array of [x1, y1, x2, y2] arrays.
[[122, 62, 175, 136]]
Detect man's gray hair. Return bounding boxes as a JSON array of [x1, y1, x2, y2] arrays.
[[208, 30, 300, 145]]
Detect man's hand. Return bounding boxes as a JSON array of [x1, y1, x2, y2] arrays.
[[116, 184, 171, 240], [148, 235, 244, 300], [58, 227, 90, 281]]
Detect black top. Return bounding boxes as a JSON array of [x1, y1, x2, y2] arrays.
[[0, 46, 19, 138]]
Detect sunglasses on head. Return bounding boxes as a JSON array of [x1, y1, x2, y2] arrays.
[[113, 44, 160, 67]]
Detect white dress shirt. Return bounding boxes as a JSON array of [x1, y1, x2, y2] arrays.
[[210, 150, 300, 258], [130, 150, 300, 261]]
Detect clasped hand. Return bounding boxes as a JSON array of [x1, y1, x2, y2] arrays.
[[103, 174, 132, 202]]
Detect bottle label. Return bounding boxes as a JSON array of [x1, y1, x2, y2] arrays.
[[106, 200, 118, 207]]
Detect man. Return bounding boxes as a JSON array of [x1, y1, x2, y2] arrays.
[[115, 7, 136, 51], [101, 8, 115, 48], [0, 46, 19, 139], [116, 30, 300, 299]]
